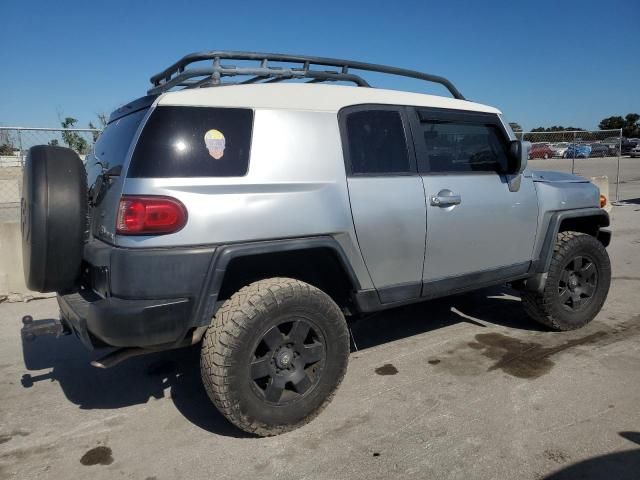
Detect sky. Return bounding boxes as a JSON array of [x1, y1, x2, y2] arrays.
[[1, 0, 638, 131]]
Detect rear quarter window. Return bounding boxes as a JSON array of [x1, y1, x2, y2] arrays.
[[128, 106, 253, 178], [86, 108, 148, 184]]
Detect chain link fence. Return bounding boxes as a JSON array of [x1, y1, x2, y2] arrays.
[[514, 129, 636, 202], [0, 127, 99, 222]]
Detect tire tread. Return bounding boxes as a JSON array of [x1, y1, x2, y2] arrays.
[[200, 277, 349, 436], [522, 231, 610, 331]]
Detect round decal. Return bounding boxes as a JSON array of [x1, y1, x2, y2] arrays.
[[204, 129, 226, 159]]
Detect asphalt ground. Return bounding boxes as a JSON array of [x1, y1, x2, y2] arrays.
[[0, 190, 639, 480]]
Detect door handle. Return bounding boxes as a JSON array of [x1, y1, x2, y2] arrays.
[[430, 193, 461, 207]]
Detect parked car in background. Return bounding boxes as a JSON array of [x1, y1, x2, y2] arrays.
[[628, 139, 640, 154], [602, 137, 621, 155], [630, 144, 640, 158], [622, 138, 639, 155], [528, 143, 553, 159], [563, 144, 592, 158], [550, 142, 569, 158], [588, 143, 610, 157]]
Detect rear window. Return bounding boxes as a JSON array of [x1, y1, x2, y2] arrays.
[[128, 106, 253, 178]]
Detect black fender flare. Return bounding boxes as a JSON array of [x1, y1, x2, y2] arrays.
[[190, 236, 362, 327], [534, 207, 610, 275]]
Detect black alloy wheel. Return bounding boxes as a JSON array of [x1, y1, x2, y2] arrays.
[[558, 255, 598, 311], [250, 319, 325, 405]]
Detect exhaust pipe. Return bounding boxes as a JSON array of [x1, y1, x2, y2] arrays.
[[90, 326, 208, 369]]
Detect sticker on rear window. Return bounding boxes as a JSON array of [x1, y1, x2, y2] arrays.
[[204, 129, 226, 159]]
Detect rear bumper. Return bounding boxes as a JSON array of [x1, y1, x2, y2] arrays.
[[58, 239, 217, 349], [58, 290, 192, 349]]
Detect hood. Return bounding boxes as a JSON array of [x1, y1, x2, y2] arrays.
[[531, 170, 589, 183]]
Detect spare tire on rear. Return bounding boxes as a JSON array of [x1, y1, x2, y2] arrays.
[[21, 145, 87, 293]]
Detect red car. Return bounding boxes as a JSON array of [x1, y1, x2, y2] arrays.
[[528, 143, 553, 159]]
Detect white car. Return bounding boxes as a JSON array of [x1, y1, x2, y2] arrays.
[[550, 142, 569, 158], [630, 144, 640, 158]]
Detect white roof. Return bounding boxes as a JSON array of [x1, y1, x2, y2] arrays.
[[157, 83, 501, 114]]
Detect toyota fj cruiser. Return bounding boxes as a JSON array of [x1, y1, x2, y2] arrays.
[[21, 51, 611, 436]]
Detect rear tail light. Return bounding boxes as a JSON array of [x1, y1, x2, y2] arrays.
[[600, 194, 607, 208], [116, 196, 187, 235]]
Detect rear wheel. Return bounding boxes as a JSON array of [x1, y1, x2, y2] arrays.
[[200, 278, 350, 436], [522, 232, 610, 331]]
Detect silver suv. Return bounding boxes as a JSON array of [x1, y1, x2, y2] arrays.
[[21, 51, 611, 436]]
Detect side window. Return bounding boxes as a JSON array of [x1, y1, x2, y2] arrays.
[[415, 117, 511, 174], [344, 109, 412, 175]]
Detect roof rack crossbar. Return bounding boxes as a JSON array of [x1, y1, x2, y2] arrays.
[[148, 50, 464, 100]]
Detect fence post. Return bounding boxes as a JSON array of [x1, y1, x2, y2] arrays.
[[571, 131, 576, 174], [615, 128, 622, 202], [17, 130, 24, 167]]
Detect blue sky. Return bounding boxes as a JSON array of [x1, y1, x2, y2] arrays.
[[1, 0, 638, 131]]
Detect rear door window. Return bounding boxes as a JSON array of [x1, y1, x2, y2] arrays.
[[128, 106, 253, 178], [341, 108, 414, 175]]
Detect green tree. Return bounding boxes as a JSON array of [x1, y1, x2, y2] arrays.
[[88, 112, 108, 142], [0, 143, 14, 155], [0, 130, 14, 155], [508, 122, 522, 133], [598, 116, 625, 131], [599, 113, 640, 137], [60, 117, 89, 154], [624, 113, 640, 137]]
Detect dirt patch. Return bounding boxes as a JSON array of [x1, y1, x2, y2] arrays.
[[544, 448, 571, 463], [80, 446, 113, 466], [375, 364, 398, 375], [0, 429, 29, 445]]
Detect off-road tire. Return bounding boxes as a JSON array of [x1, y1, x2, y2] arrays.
[[200, 278, 350, 436], [21, 145, 88, 292], [522, 231, 610, 331]]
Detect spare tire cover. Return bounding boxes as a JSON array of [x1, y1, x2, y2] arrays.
[[22, 145, 87, 293]]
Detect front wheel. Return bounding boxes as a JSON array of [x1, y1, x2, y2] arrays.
[[522, 232, 611, 331], [200, 278, 350, 436]]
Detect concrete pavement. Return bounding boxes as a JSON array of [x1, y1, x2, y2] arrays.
[[1, 204, 639, 480]]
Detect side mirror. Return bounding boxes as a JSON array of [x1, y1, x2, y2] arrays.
[[509, 140, 529, 174], [506, 140, 529, 192]]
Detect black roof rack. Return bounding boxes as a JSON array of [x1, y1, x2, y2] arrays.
[[148, 50, 465, 100]]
